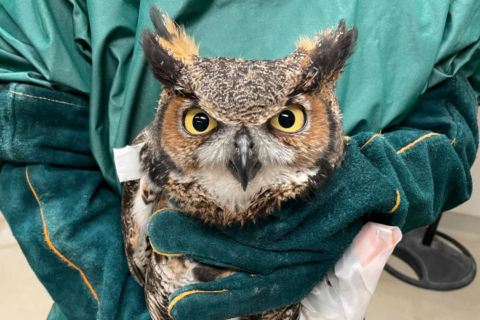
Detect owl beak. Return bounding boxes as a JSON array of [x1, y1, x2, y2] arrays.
[[231, 127, 260, 191]]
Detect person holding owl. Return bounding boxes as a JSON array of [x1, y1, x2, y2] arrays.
[[0, 1, 479, 320]]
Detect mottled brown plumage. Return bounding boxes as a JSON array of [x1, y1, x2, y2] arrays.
[[121, 6, 357, 320]]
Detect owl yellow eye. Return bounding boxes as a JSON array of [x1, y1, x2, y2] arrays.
[[183, 108, 218, 135], [269, 105, 305, 133]]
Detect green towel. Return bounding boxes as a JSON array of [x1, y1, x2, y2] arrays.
[[147, 75, 478, 320]]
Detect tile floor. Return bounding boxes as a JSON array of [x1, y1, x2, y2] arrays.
[[1, 212, 479, 320]]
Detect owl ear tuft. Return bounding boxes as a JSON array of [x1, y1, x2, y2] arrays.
[[296, 20, 358, 90], [141, 6, 199, 87]]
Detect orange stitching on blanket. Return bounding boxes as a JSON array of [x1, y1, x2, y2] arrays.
[[388, 190, 401, 213], [451, 138, 456, 145], [168, 289, 228, 315], [150, 241, 183, 257], [397, 133, 440, 154], [360, 133, 381, 150], [7, 90, 88, 109], [25, 168, 99, 304], [391, 233, 395, 245]]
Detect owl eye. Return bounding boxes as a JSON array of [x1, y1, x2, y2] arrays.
[[183, 108, 218, 135], [269, 105, 306, 133]]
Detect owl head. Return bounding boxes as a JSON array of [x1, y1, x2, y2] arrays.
[[140, 7, 357, 225]]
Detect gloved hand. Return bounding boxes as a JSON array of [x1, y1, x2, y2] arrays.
[[148, 137, 405, 320]]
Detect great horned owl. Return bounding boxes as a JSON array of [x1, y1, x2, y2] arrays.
[[121, 7, 357, 320]]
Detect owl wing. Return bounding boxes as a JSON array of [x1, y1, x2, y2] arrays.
[[121, 128, 162, 286], [122, 179, 148, 285]]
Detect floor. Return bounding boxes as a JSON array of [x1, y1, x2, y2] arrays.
[[1, 211, 479, 320], [366, 238, 480, 320], [0, 213, 53, 319]]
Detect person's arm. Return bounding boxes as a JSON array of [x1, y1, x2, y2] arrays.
[[0, 84, 150, 320], [366, 74, 478, 231]]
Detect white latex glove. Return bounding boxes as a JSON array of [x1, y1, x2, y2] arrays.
[[300, 223, 402, 320]]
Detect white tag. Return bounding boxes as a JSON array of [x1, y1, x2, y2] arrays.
[[113, 142, 146, 182]]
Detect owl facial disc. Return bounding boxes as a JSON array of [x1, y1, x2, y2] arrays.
[[140, 6, 358, 225]]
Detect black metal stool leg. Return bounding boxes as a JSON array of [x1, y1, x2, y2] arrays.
[[422, 212, 443, 246], [384, 213, 477, 291]]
